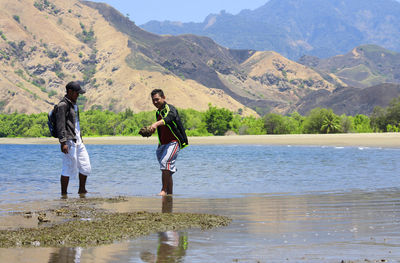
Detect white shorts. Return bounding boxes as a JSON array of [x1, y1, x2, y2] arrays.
[[61, 141, 91, 177], [156, 141, 180, 173]]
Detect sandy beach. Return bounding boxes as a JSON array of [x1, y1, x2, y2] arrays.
[[1, 133, 400, 148]]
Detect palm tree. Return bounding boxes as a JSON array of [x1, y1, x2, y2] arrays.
[[321, 112, 341, 133]]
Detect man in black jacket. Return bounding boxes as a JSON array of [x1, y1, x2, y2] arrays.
[[56, 81, 91, 195], [150, 89, 188, 196]]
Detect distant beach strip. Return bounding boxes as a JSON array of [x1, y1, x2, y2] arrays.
[[1, 133, 400, 148]]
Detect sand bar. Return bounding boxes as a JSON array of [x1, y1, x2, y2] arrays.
[[0, 133, 400, 147]]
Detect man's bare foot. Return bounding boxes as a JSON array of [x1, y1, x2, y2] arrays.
[[78, 189, 87, 194], [158, 190, 167, 196]]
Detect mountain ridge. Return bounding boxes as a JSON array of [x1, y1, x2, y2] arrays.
[[1, 0, 399, 117], [141, 0, 400, 60], [298, 44, 400, 88], [294, 83, 400, 115]]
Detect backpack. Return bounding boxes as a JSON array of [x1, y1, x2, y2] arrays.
[[47, 104, 58, 138]]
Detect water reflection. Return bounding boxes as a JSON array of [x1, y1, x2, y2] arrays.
[[1, 190, 399, 262], [46, 197, 189, 263], [140, 231, 188, 263], [48, 247, 82, 263], [161, 196, 173, 213], [140, 196, 188, 263]]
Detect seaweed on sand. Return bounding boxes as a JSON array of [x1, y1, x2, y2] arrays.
[[0, 197, 231, 248]]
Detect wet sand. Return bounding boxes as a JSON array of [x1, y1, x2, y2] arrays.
[[0, 197, 229, 248], [1, 190, 399, 262], [1, 132, 400, 147]]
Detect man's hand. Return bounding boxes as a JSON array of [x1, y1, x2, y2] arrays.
[[150, 123, 157, 133], [150, 119, 165, 133], [61, 143, 68, 154]]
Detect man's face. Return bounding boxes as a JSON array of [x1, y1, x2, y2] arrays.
[[67, 89, 79, 103], [152, 93, 165, 109]]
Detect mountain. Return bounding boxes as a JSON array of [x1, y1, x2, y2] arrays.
[[1, 0, 398, 117], [295, 44, 400, 115], [236, 51, 342, 114], [81, 1, 344, 115], [0, 0, 256, 115], [0, 0, 343, 116], [298, 44, 400, 88], [293, 83, 400, 115], [140, 0, 400, 60]]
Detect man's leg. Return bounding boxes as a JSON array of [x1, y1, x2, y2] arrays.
[[61, 175, 69, 195], [78, 173, 88, 194], [162, 170, 173, 195], [157, 142, 178, 196], [159, 170, 173, 196], [77, 143, 91, 194], [159, 170, 168, 196], [61, 141, 75, 196], [166, 171, 173, 195]]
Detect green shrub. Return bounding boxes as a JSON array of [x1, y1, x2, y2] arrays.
[[203, 104, 232, 135], [13, 15, 20, 23]]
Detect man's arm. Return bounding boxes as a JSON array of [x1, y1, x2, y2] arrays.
[[150, 119, 164, 133], [56, 102, 68, 153]]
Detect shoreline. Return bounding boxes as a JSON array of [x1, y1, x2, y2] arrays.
[[0, 133, 399, 147]]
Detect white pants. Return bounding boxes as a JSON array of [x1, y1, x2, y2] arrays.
[[61, 141, 91, 177]]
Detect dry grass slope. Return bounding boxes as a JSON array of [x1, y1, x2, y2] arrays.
[[0, 0, 257, 115]]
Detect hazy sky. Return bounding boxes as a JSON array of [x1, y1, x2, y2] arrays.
[[90, 0, 268, 25]]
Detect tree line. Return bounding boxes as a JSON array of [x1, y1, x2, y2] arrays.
[[1, 97, 400, 138]]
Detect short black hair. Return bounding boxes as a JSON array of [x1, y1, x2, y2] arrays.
[[151, 89, 164, 97]]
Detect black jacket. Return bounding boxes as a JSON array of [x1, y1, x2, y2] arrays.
[[156, 103, 188, 148], [56, 96, 81, 143]]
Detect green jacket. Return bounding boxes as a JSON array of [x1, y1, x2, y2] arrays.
[[156, 103, 188, 148]]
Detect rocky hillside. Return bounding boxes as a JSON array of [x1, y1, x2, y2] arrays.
[[0, 0, 344, 116], [298, 45, 400, 88], [292, 83, 400, 116], [232, 51, 342, 114], [141, 0, 400, 60], [0, 0, 256, 115]]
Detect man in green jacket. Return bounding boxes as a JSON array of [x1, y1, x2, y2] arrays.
[[149, 89, 188, 196]]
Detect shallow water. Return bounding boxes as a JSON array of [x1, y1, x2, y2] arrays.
[[1, 144, 399, 204], [0, 144, 400, 262]]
